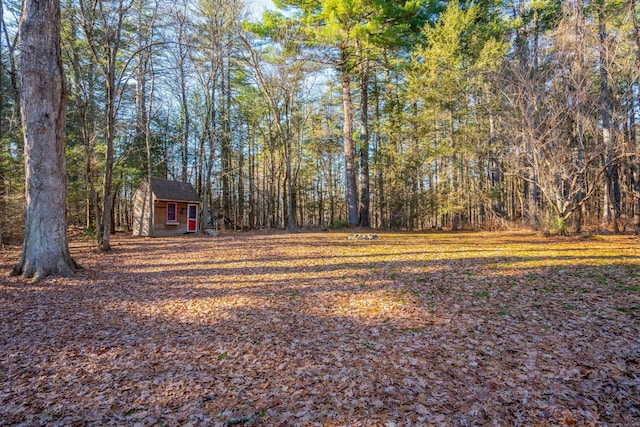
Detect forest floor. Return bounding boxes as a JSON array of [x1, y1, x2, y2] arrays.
[[1, 230, 639, 426]]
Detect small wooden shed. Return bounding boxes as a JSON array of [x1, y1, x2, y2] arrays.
[[132, 177, 201, 237]]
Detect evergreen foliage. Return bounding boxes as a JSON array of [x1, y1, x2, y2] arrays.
[[0, 0, 638, 240]]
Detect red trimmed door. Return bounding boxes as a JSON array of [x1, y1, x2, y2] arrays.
[[187, 204, 198, 232]]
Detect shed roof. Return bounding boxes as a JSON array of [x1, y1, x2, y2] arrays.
[[149, 178, 201, 202]]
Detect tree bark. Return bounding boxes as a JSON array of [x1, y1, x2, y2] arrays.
[[0, 1, 4, 245], [630, 0, 640, 234], [11, 0, 79, 280], [340, 47, 358, 225], [358, 44, 370, 228], [0, 131, 4, 245], [373, 73, 384, 228]]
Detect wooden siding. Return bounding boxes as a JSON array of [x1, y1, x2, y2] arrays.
[[132, 180, 152, 236], [152, 201, 192, 236]]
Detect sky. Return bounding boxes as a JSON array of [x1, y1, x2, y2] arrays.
[[247, 0, 276, 19]]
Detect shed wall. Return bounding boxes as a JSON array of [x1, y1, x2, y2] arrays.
[[132, 182, 152, 236], [153, 201, 192, 236]]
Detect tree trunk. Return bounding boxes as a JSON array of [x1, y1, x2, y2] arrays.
[[66, 3, 101, 239], [202, 40, 219, 231], [83, 68, 101, 239], [78, 0, 131, 250], [0, 2, 4, 245], [340, 47, 358, 225], [240, 34, 297, 229], [284, 102, 295, 230], [11, 0, 79, 280], [328, 153, 335, 224], [203, 94, 216, 232], [248, 130, 255, 228], [3, 0, 20, 125], [238, 127, 245, 228], [574, 0, 587, 234], [631, 0, 640, 234], [177, 6, 190, 183], [358, 44, 370, 228], [0, 137, 4, 245], [221, 47, 232, 226], [100, 71, 116, 250], [597, 1, 618, 231], [373, 74, 384, 228], [135, 5, 147, 157], [221, 135, 231, 225], [145, 41, 155, 237]]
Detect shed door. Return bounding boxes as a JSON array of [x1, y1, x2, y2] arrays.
[[187, 204, 198, 232]]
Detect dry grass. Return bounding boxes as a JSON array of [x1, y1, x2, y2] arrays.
[[1, 231, 639, 426]]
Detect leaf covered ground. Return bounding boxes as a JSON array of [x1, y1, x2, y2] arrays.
[[1, 231, 639, 426]]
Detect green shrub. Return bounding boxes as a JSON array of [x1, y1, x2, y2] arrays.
[[550, 217, 568, 235], [324, 220, 352, 231]]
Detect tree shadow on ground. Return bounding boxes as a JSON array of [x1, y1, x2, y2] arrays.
[[1, 231, 639, 425]]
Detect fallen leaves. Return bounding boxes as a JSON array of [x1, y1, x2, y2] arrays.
[[1, 231, 639, 425]]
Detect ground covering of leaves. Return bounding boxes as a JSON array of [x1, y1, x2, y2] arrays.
[[1, 231, 640, 426]]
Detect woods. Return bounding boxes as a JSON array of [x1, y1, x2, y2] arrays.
[[2, 0, 640, 421], [0, 0, 639, 244]]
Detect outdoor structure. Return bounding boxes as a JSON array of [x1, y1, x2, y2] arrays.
[[132, 177, 201, 237]]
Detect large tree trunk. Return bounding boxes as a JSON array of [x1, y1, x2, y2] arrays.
[[0, 2, 4, 246], [340, 47, 358, 225], [0, 136, 4, 245], [358, 44, 370, 228], [11, 0, 79, 280], [630, 0, 640, 234]]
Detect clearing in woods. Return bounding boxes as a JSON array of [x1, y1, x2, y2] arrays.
[[1, 231, 639, 425]]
